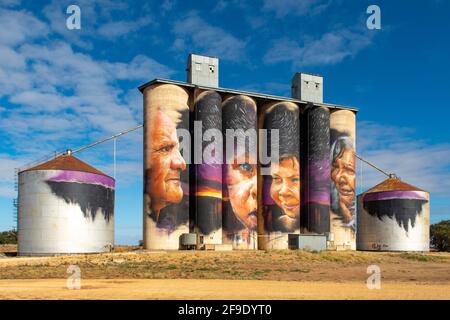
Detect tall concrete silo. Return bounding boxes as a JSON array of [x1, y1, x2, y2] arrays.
[[143, 83, 190, 250], [330, 109, 357, 250], [357, 177, 430, 252], [260, 101, 300, 249], [18, 155, 115, 256], [222, 95, 258, 250], [300, 105, 330, 234], [193, 90, 223, 245]]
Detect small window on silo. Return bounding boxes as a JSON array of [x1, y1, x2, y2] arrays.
[[195, 63, 202, 71], [209, 65, 215, 73]]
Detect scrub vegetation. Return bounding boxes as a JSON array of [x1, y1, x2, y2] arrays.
[[1, 247, 450, 283]]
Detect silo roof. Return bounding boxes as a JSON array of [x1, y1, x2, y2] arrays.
[[20, 155, 110, 177], [138, 78, 359, 113], [365, 177, 426, 193]]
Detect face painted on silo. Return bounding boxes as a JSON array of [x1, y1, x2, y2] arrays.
[[147, 109, 187, 213], [263, 102, 300, 234], [222, 95, 258, 234], [144, 84, 190, 232], [270, 157, 300, 229], [330, 135, 356, 223], [225, 158, 258, 230]]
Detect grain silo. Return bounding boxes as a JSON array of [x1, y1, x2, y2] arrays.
[[143, 83, 190, 250], [18, 155, 115, 256], [194, 90, 223, 245], [300, 105, 330, 234], [260, 101, 300, 249], [330, 109, 357, 250], [357, 177, 430, 252], [222, 95, 258, 250]]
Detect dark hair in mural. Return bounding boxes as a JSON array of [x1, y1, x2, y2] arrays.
[[222, 95, 257, 160], [46, 181, 114, 222], [264, 104, 299, 160], [363, 198, 428, 232], [300, 105, 330, 234], [222, 96, 256, 131], [330, 129, 356, 227], [263, 103, 300, 234], [194, 91, 223, 236]]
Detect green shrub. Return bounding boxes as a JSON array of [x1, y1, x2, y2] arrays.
[[0, 229, 17, 244], [430, 220, 450, 251]]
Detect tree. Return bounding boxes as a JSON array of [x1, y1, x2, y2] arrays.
[[430, 220, 450, 251], [0, 229, 17, 244]]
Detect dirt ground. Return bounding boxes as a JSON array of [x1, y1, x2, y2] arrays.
[[1, 245, 449, 300]]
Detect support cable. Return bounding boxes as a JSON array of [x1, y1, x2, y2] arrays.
[[355, 153, 395, 179], [67, 124, 143, 156]]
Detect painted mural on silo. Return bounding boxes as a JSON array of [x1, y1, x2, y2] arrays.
[[357, 178, 430, 251], [18, 156, 115, 255], [194, 90, 223, 244], [222, 95, 258, 249], [143, 84, 190, 250], [261, 102, 300, 249], [301, 105, 330, 234], [330, 110, 356, 250]]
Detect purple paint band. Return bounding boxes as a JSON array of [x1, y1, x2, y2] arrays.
[[197, 164, 222, 182], [48, 170, 115, 189], [304, 192, 331, 205], [262, 177, 275, 205], [364, 190, 428, 202]]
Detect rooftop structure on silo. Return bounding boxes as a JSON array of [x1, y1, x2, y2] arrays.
[[186, 53, 219, 88], [291, 72, 323, 103]]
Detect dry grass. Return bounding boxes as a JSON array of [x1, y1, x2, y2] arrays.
[[1, 249, 450, 283]]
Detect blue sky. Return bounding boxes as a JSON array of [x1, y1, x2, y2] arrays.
[[0, 0, 449, 244]]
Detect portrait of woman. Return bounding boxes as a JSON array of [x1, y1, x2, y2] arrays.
[[263, 103, 300, 234], [330, 134, 356, 228]]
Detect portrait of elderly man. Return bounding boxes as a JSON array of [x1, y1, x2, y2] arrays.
[[263, 103, 300, 234], [144, 84, 190, 231], [330, 134, 356, 228], [222, 95, 258, 247]]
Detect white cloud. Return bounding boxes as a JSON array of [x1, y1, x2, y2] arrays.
[[0, 6, 173, 194], [161, 0, 175, 14], [357, 121, 450, 198], [103, 55, 174, 81], [264, 28, 373, 67], [42, 0, 153, 46], [0, 45, 25, 68], [172, 11, 246, 62], [0, 8, 49, 46], [0, 0, 21, 8], [212, 0, 228, 12], [263, 0, 331, 18]]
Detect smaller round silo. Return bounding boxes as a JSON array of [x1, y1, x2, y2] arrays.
[[357, 177, 429, 252], [18, 155, 115, 255]]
